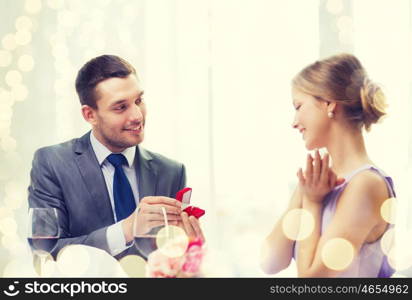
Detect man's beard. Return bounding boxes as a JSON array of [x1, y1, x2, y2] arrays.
[[100, 128, 143, 151]]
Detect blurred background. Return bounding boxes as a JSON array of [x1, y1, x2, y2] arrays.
[[0, 0, 411, 277]]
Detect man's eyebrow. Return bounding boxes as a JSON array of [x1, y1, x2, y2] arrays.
[[136, 91, 145, 99], [133, 91, 145, 100], [110, 91, 145, 107], [110, 99, 127, 107]]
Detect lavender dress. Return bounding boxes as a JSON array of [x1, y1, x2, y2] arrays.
[[293, 164, 395, 277]]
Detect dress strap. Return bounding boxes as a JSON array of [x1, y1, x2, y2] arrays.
[[341, 164, 396, 198], [343, 164, 375, 181]]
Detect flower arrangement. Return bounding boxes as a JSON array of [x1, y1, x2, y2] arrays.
[[146, 238, 205, 278]]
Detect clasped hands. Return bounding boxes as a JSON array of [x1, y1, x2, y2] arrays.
[[297, 150, 345, 203]]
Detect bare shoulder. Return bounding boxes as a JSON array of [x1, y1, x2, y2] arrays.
[[338, 169, 389, 210], [348, 169, 388, 195]]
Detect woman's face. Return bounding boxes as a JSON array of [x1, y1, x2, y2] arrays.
[[291, 86, 332, 150]]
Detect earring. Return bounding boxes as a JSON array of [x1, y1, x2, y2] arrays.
[[328, 111, 334, 119]]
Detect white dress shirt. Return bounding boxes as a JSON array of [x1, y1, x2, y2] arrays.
[[90, 131, 139, 256]]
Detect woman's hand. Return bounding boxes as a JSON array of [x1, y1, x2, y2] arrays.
[[297, 150, 344, 203]]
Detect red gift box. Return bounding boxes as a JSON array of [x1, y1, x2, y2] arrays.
[[175, 188, 205, 219]]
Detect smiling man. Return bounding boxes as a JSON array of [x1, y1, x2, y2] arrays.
[[28, 55, 203, 260]]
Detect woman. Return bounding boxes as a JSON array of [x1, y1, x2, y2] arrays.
[[260, 53, 395, 277]]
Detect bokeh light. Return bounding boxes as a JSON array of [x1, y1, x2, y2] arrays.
[[51, 44, 69, 58], [56, 245, 91, 276], [0, 106, 13, 122], [389, 250, 412, 272], [54, 79, 70, 94], [4, 180, 27, 210], [15, 30, 32, 46], [66, 0, 86, 13], [25, 0, 42, 14], [380, 227, 395, 255], [282, 208, 315, 241], [380, 198, 397, 224], [42, 259, 58, 276], [0, 217, 18, 235], [4, 196, 21, 213], [5, 70, 23, 87], [1, 136, 18, 152], [0, 122, 12, 138], [156, 225, 189, 258], [0, 88, 15, 105], [57, 10, 78, 28], [337, 15, 353, 32], [18, 54, 35, 72], [387, 229, 412, 271], [119, 255, 147, 277], [0, 50, 13, 67], [3, 237, 29, 260], [98, 0, 112, 7], [0, 206, 14, 219], [92, 37, 106, 52], [11, 84, 29, 102], [2, 233, 22, 251], [387, 247, 397, 270], [391, 273, 407, 278], [3, 257, 37, 277], [15, 16, 33, 31], [56, 244, 125, 276], [321, 238, 354, 271], [47, 0, 65, 10], [48, 33, 58, 47], [339, 30, 353, 45], [0, 127, 11, 140], [121, 3, 137, 24], [2, 34, 17, 51], [326, 0, 343, 15]]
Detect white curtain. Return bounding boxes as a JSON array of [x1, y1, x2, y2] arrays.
[[353, 0, 412, 275]]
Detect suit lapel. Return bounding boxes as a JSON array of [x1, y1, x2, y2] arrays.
[[136, 146, 158, 199], [74, 132, 115, 224]]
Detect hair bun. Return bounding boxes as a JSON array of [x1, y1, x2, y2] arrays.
[[293, 53, 388, 132], [360, 78, 387, 131]]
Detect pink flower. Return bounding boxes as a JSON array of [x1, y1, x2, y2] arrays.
[[182, 245, 203, 274], [146, 249, 184, 278], [146, 238, 205, 278]]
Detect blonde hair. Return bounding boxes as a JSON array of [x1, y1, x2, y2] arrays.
[[292, 53, 387, 131]]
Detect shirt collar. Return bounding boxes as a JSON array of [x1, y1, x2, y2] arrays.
[[90, 131, 136, 167]]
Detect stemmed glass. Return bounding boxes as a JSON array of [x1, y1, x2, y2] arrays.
[[27, 208, 59, 276], [133, 206, 169, 259]]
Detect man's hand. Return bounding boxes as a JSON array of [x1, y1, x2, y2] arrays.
[[122, 196, 182, 243]]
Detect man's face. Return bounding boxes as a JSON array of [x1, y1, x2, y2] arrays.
[[88, 74, 146, 152]]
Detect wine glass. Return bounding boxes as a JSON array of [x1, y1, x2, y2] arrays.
[[133, 206, 169, 259], [27, 208, 59, 276]]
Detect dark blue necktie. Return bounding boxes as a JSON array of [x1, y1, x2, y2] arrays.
[[107, 153, 136, 221]]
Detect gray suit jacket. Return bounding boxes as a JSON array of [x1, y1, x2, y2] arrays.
[[28, 131, 186, 259]]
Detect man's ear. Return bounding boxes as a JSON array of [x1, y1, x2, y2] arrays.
[[81, 105, 97, 125], [326, 101, 337, 114]]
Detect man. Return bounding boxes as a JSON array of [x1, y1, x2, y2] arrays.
[[28, 55, 203, 260]]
